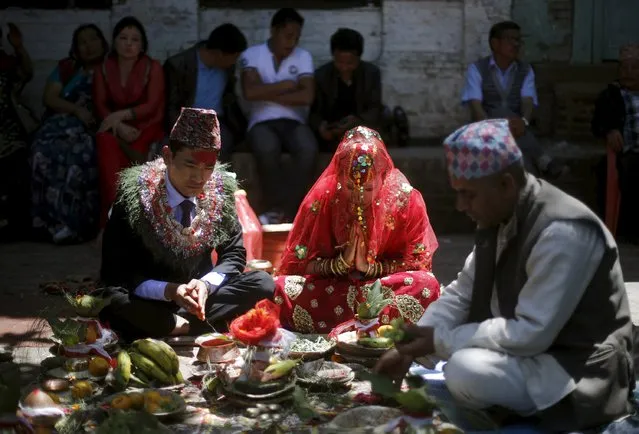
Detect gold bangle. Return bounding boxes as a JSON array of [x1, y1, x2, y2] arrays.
[[330, 259, 339, 276], [337, 252, 351, 271], [321, 259, 329, 276]]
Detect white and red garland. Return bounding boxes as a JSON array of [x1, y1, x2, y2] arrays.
[[136, 159, 226, 258]]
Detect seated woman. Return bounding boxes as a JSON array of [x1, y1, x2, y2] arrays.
[[0, 23, 33, 240], [273, 126, 440, 333], [93, 16, 165, 227], [31, 24, 108, 244]]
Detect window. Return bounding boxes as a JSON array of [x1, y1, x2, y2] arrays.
[[199, 0, 381, 9], [2, 0, 112, 9]]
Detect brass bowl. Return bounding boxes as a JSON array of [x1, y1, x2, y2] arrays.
[[196, 342, 240, 364], [42, 378, 70, 392]]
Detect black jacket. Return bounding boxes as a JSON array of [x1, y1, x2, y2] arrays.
[[592, 82, 626, 138], [309, 60, 383, 134]]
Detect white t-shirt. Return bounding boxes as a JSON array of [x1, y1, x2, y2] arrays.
[[239, 43, 314, 130]]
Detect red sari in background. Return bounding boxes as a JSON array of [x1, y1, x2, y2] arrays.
[[273, 127, 441, 333], [93, 54, 165, 226]]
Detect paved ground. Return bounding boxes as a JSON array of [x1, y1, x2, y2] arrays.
[[1, 236, 639, 385]]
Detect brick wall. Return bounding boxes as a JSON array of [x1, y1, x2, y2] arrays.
[[3, 0, 512, 138]]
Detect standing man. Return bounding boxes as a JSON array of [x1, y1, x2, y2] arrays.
[[99, 107, 274, 342], [461, 21, 567, 178], [239, 8, 318, 225], [164, 23, 248, 163], [375, 119, 635, 432]]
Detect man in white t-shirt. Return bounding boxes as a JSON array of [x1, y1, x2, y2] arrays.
[[239, 8, 318, 224]]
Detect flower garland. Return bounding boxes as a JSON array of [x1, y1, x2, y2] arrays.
[[136, 159, 226, 258]]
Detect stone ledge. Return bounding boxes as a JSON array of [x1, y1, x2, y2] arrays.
[[231, 142, 605, 234]]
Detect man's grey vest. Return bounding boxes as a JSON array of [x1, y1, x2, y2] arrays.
[[475, 56, 530, 116], [468, 175, 635, 431]]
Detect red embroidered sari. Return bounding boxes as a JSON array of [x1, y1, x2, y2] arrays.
[[93, 54, 165, 226], [273, 127, 440, 333]]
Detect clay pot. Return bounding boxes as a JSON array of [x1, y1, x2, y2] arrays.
[[261, 223, 292, 272]]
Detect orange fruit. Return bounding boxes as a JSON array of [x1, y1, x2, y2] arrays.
[[110, 395, 132, 410], [88, 357, 109, 377], [129, 392, 144, 409], [85, 324, 98, 344]]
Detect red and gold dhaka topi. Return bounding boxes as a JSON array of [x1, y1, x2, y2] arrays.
[[273, 126, 441, 333]]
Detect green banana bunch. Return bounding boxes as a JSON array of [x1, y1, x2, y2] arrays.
[[129, 352, 174, 385], [129, 372, 150, 388], [130, 338, 179, 375], [113, 350, 131, 390], [357, 336, 394, 349]]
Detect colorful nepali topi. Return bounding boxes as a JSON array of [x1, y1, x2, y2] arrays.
[[169, 107, 221, 152], [619, 43, 639, 63], [443, 119, 522, 180]]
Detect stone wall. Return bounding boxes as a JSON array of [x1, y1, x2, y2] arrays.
[[4, 0, 513, 138], [513, 0, 573, 63]]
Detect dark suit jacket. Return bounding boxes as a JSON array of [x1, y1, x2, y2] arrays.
[[309, 60, 383, 134], [163, 43, 246, 136], [100, 199, 246, 291]]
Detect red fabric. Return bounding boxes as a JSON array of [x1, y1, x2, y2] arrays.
[[274, 271, 440, 333], [605, 147, 620, 236], [234, 190, 263, 262], [273, 127, 440, 332], [278, 127, 438, 275], [96, 125, 164, 227], [229, 299, 281, 345], [92, 54, 165, 130]]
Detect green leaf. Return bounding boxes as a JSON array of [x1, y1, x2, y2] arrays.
[[358, 370, 399, 398], [394, 387, 437, 413], [292, 386, 322, 422]]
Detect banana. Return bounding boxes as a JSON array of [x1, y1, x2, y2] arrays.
[[172, 370, 184, 385], [133, 367, 151, 385], [153, 339, 180, 374], [357, 337, 394, 349], [129, 352, 174, 385], [131, 338, 178, 375], [129, 372, 150, 388], [114, 350, 131, 390]]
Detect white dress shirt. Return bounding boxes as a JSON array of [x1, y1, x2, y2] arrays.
[[418, 218, 605, 410], [133, 175, 227, 301]]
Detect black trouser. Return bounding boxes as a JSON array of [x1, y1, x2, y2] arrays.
[[219, 120, 236, 165], [98, 271, 275, 342], [0, 148, 30, 242], [246, 118, 318, 219], [617, 151, 639, 242]]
